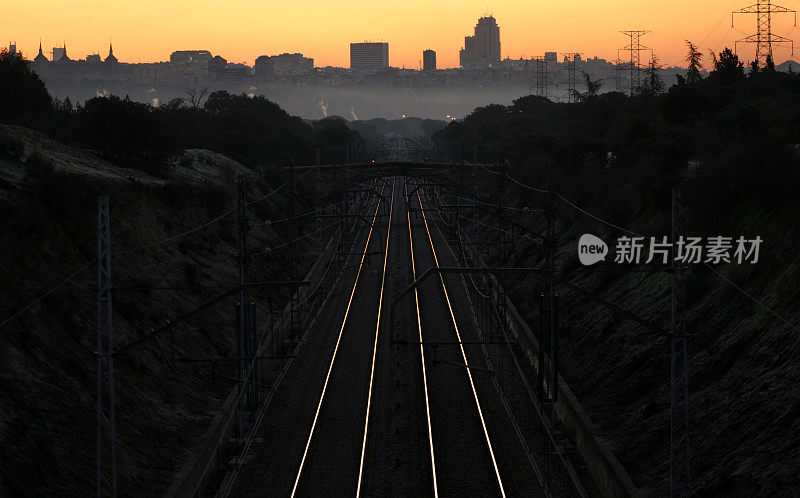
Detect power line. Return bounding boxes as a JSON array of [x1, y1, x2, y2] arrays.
[[0, 176, 300, 328], [552, 191, 800, 335], [505, 173, 548, 194], [0, 260, 94, 329]]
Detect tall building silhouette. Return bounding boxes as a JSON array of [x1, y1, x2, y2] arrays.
[[350, 42, 389, 72], [423, 49, 436, 72], [459, 16, 501, 69]]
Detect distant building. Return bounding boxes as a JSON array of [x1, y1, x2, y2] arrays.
[[170, 50, 212, 65], [459, 16, 501, 69], [9, 42, 16, 56], [255, 53, 314, 81], [544, 52, 557, 64], [86, 54, 102, 64], [350, 42, 389, 72], [52, 45, 69, 62], [104, 44, 118, 64], [209, 55, 228, 78], [564, 53, 582, 63], [423, 49, 436, 72], [33, 41, 48, 64]]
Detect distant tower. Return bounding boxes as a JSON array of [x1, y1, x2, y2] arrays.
[[9, 42, 16, 55], [105, 43, 118, 64], [732, 0, 796, 65], [34, 40, 48, 63], [423, 49, 436, 71], [460, 16, 501, 69]]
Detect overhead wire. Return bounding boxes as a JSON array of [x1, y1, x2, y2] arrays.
[[0, 168, 309, 328]]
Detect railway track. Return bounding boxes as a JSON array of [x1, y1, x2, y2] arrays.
[[228, 175, 573, 497]]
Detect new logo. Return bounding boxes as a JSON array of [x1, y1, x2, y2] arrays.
[[578, 234, 608, 266]]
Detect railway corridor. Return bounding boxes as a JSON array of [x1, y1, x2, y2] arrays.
[[230, 176, 562, 497]]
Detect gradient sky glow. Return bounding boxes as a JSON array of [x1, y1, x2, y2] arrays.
[[4, 0, 800, 68]]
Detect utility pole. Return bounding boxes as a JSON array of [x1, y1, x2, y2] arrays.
[[498, 155, 506, 265], [315, 149, 322, 252], [619, 30, 651, 95], [236, 175, 250, 440], [733, 0, 796, 65], [473, 145, 480, 253], [545, 162, 558, 409], [288, 160, 299, 341], [96, 195, 118, 497], [563, 53, 581, 103], [670, 189, 692, 497]]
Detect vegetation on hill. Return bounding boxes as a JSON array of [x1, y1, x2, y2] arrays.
[[434, 45, 800, 495], [435, 46, 800, 233], [0, 49, 360, 168]]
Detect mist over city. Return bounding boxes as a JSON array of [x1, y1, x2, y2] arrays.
[[4, 15, 747, 120]]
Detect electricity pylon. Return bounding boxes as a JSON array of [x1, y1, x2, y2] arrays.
[[563, 53, 581, 102], [733, 0, 797, 65], [619, 30, 651, 95]]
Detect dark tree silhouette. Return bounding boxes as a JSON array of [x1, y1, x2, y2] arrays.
[[710, 48, 745, 84], [685, 40, 704, 84], [580, 73, 603, 102], [643, 56, 665, 95], [74, 95, 175, 160], [0, 49, 53, 127], [764, 53, 776, 73], [185, 88, 209, 110]]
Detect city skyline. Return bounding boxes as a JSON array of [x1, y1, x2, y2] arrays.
[[4, 0, 800, 69]]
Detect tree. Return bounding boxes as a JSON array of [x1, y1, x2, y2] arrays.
[[685, 40, 704, 84], [764, 53, 776, 73], [0, 49, 53, 127], [750, 59, 760, 76], [579, 73, 603, 102], [185, 87, 209, 110], [74, 95, 176, 160], [710, 48, 745, 84], [313, 116, 360, 163], [643, 56, 665, 95]]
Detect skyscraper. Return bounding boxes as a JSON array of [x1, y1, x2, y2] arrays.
[[459, 16, 501, 69], [350, 42, 389, 72], [423, 49, 436, 72]]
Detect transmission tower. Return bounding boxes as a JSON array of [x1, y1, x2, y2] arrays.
[[563, 53, 581, 102], [619, 30, 651, 95], [614, 56, 623, 92], [534, 56, 549, 98], [732, 0, 796, 65]]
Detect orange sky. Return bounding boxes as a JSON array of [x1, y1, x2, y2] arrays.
[[4, 0, 800, 68]]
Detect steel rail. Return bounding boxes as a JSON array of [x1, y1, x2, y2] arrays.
[[356, 178, 397, 496], [405, 181, 440, 497], [414, 183, 508, 498], [290, 183, 388, 497]]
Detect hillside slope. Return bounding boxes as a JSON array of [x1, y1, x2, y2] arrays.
[[481, 177, 800, 496], [0, 125, 312, 495]]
